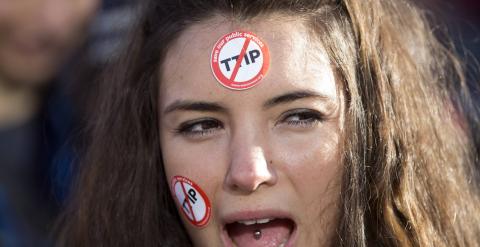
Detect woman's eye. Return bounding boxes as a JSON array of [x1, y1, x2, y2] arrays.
[[278, 109, 324, 128], [176, 118, 223, 138]]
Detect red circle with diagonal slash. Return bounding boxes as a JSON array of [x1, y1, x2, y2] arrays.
[[171, 176, 212, 227], [211, 30, 270, 90]]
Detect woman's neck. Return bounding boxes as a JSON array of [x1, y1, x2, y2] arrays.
[[0, 76, 41, 129]]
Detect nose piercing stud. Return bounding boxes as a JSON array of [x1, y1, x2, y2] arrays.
[[253, 229, 262, 240]]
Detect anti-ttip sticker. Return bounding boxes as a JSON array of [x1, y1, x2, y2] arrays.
[[171, 176, 212, 227], [211, 31, 270, 90]]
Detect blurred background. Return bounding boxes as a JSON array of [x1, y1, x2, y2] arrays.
[[0, 0, 478, 246], [422, 0, 480, 85], [0, 0, 137, 246], [426, 0, 480, 58]]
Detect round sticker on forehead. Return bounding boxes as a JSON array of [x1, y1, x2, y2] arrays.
[[211, 30, 270, 90], [171, 176, 212, 227]]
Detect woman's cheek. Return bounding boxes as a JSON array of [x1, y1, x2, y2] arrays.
[[164, 137, 227, 227]]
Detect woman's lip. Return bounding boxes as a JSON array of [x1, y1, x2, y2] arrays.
[[10, 33, 63, 56], [221, 209, 295, 225], [219, 209, 297, 247], [219, 221, 298, 247]]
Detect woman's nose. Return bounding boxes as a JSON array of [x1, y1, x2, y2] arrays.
[[225, 138, 277, 193], [41, 0, 73, 34]]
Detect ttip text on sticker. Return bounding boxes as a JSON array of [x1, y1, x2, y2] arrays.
[[219, 49, 261, 72]]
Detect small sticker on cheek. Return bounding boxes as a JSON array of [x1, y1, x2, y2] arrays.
[[171, 176, 212, 227], [210, 30, 270, 90]]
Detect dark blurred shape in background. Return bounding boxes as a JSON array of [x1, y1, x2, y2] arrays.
[[419, 0, 480, 156], [0, 0, 100, 246], [420, 0, 480, 81], [0, 0, 137, 246]]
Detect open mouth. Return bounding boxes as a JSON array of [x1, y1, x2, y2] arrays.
[[224, 217, 296, 247]]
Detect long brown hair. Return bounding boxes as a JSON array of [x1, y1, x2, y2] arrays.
[[56, 0, 480, 246]]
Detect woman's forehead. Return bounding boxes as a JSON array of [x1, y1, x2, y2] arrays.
[[159, 15, 337, 109]]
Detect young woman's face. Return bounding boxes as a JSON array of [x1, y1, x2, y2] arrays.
[[0, 0, 99, 85], [159, 15, 343, 247]]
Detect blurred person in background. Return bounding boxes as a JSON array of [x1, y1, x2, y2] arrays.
[[0, 0, 100, 246]]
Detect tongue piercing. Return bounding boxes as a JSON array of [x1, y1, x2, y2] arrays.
[[253, 229, 262, 240]]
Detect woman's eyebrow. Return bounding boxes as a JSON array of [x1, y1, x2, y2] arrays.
[[263, 90, 331, 109], [163, 100, 227, 115]]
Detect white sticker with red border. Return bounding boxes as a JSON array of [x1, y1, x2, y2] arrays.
[[171, 176, 211, 227], [211, 30, 270, 90]]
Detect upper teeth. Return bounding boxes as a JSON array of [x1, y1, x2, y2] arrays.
[[237, 218, 273, 225]]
